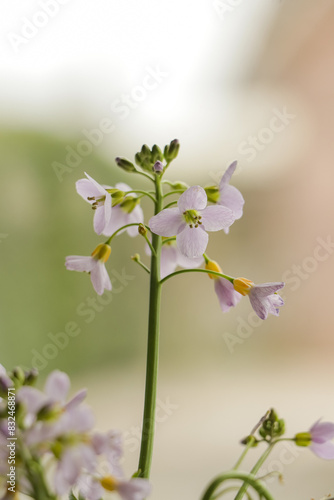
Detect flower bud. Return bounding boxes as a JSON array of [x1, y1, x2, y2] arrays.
[[115, 157, 136, 172], [205, 186, 220, 203], [12, 366, 25, 385], [131, 253, 141, 262], [153, 161, 164, 173], [259, 409, 285, 439], [233, 278, 254, 296], [164, 139, 180, 161], [138, 224, 147, 236], [151, 144, 163, 163], [25, 368, 39, 385], [120, 197, 139, 213], [169, 181, 189, 190]]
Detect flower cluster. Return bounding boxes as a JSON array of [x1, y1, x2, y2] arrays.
[[0, 366, 151, 500], [65, 141, 284, 320]]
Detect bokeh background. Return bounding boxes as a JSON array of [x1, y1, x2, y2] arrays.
[[1, 0, 334, 498]]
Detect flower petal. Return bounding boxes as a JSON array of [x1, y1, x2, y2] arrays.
[[84, 172, 108, 196], [214, 279, 242, 313], [252, 283, 285, 298], [65, 256, 95, 273], [248, 294, 269, 320], [176, 249, 204, 269], [200, 205, 235, 232], [219, 160, 238, 186], [17, 386, 47, 415], [127, 205, 144, 237], [149, 208, 185, 236], [90, 262, 111, 295], [219, 184, 244, 220], [160, 246, 178, 278], [102, 206, 128, 237], [44, 371, 70, 403], [310, 420, 334, 443], [117, 478, 152, 500], [310, 441, 334, 460], [176, 226, 208, 258], [178, 186, 207, 212], [76, 179, 102, 203]]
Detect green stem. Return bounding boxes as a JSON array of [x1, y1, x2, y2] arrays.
[[20, 445, 56, 500], [105, 223, 151, 245], [163, 200, 178, 209], [162, 237, 176, 245], [123, 190, 157, 203], [201, 471, 274, 500], [163, 189, 185, 198], [138, 176, 163, 479], [160, 268, 235, 285], [234, 443, 275, 500], [233, 436, 256, 470]]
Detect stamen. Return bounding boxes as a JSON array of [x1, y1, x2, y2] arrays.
[[195, 224, 198, 228], [189, 224, 193, 228], [198, 221, 202, 225], [92, 206, 97, 210], [87, 196, 95, 201]]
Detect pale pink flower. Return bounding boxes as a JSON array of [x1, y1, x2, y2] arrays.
[[76, 173, 112, 235], [149, 186, 235, 258], [65, 243, 112, 295], [205, 260, 241, 312]]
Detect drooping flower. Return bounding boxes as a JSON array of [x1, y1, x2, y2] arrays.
[[76, 173, 112, 235], [65, 243, 112, 295], [102, 183, 144, 238], [149, 186, 235, 258], [233, 278, 284, 320], [218, 161, 244, 232], [205, 259, 242, 312]]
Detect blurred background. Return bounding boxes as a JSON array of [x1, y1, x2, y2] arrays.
[[1, 0, 334, 498]]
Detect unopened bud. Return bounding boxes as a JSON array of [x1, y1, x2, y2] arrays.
[[205, 186, 220, 203], [138, 224, 147, 236], [164, 139, 180, 161], [169, 181, 189, 190], [151, 144, 163, 162], [131, 253, 140, 262], [115, 157, 136, 172], [153, 161, 164, 173]]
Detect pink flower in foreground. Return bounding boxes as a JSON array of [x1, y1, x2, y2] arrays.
[[65, 243, 112, 295], [102, 183, 144, 238], [76, 173, 112, 235], [82, 475, 151, 500], [233, 278, 284, 320], [218, 161, 245, 233], [205, 260, 241, 312], [309, 420, 334, 459], [149, 186, 235, 258]]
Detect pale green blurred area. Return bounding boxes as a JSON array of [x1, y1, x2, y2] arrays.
[[1, 0, 334, 498]]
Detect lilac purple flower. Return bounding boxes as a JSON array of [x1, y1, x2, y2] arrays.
[[65, 243, 112, 295], [309, 420, 334, 459], [233, 278, 284, 320], [149, 185, 235, 258]]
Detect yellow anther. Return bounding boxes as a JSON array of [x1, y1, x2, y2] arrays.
[[100, 475, 119, 491], [233, 277, 254, 296], [91, 244, 112, 263], [205, 260, 222, 280]]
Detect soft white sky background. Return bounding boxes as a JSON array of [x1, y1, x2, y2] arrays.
[[0, 0, 302, 183]]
